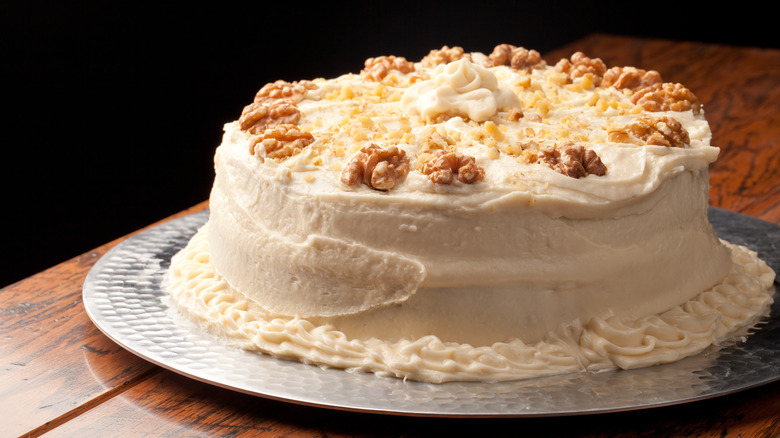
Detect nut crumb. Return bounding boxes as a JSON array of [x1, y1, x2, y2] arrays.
[[506, 108, 524, 121], [249, 124, 315, 160], [340, 144, 410, 190], [420, 151, 485, 185], [525, 113, 542, 123], [421, 130, 457, 152], [538, 142, 607, 178]]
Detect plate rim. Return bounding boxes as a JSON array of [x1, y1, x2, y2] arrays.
[[82, 207, 780, 418]]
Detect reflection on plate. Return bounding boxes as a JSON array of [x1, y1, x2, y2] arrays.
[[82, 207, 780, 417]]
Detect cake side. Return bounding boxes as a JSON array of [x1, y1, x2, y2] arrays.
[[167, 227, 774, 383], [207, 45, 732, 332], [208, 161, 733, 344]]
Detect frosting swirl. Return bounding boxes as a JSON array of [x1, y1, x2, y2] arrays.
[[401, 58, 519, 121]]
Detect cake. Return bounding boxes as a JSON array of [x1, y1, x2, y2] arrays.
[[166, 44, 776, 383]]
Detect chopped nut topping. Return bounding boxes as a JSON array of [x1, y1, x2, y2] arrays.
[[249, 124, 315, 160], [631, 82, 701, 114], [525, 113, 542, 123], [420, 45, 472, 68], [538, 142, 607, 178], [254, 79, 318, 104], [420, 151, 484, 185], [483, 44, 546, 71], [340, 144, 410, 190], [234, 45, 709, 194], [506, 108, 524, 121], [554, 52, 607, 85], [610, 115, 690, 148], [602, 66, 662, 92], [422, 130, 456, 152], [362, 56, 415, 81], [239, 100, 302, 134]]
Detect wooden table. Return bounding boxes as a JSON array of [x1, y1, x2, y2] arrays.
[[3, 34, 779, 437]]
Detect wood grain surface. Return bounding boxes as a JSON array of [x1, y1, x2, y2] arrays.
[[2, 35, 778, 437]]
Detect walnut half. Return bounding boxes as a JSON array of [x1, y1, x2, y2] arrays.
[[238, 79, 316, 134], [254, 79, 317, 104], [609, 115, 690, 148], [631, 82, 701, 114], [249, 124, 315, 161], [361, 56, 415, 81], [483, 44, 546, 71], [239, 100, 301, 134], [601, 66, 662, 92], [554, 52, 607, 85], [538, 143, 607, 178], [420, 45, 472, 68], [340, 144, 410, 191], [420, 151, 484, 185]]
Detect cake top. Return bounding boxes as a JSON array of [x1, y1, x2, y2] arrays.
[[221, 44, 718, 206]]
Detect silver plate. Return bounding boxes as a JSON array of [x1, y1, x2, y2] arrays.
[[82, 207, 780, 417]]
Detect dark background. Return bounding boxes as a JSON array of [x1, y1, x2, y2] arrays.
[[2, 1, 778, 287]]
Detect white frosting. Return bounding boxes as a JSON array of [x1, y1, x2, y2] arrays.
[[400, 58, 520, 121], [166, 51, 776, 382], [208, 153, 735, 344], [167, 229, 774, 383]]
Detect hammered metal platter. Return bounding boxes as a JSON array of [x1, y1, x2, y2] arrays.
[[82, 207, 780, 417]]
